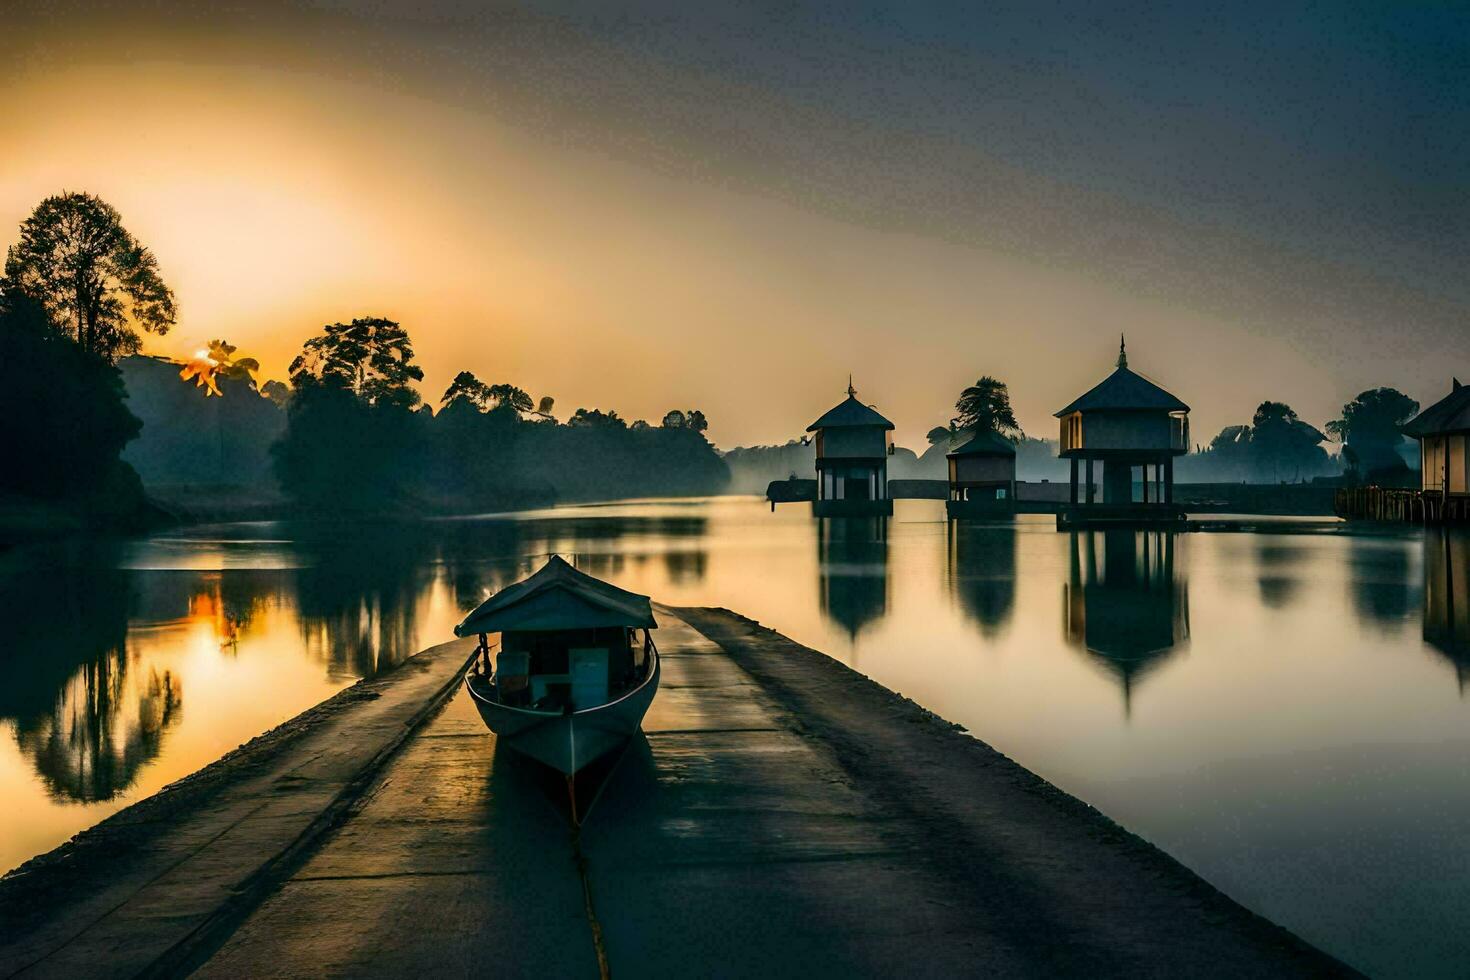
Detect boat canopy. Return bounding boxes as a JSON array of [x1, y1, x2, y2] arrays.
[[453, 555, 657, 636]]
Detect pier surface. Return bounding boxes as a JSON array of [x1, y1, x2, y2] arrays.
[[1, 610, 1351, 978]]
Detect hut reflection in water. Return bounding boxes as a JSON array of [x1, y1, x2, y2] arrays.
[[1063, 529, 1190, 715], [1424, 529, 1470, 693], [817, 517, 890, 643], [946, 521, 1017, 636]]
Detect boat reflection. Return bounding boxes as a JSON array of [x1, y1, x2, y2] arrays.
[[946, 522, 1017, 636], [1423, 529, 1470, 693], [817, 517, 889, 641], [1063, 529, 1190, 715]]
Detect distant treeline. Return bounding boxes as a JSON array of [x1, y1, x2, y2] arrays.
[[122, 332, 730, 516]]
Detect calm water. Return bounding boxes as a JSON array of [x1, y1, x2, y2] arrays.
[[3, 498, 1467, 975]]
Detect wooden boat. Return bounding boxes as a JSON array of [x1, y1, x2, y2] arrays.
[[455, 556, 660, 778]]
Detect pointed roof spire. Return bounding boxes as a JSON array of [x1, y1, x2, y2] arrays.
[[1455, 377, 1463, 391], [847, 374, 856, 398], [1117, 334, 1128, 369]]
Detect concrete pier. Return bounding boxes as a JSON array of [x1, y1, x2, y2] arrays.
[[0, 609, 1352, 978]]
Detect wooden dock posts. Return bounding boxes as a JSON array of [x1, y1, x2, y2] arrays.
[[1335, 487, 1470, 525]]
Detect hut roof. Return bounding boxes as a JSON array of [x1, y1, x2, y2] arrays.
[[1053, 338, 1188, 417], [806, 387, 895, 432], [453, 555, 656, 636], [947, 429, 1017, 457], [1403, 380, 1470, 437]]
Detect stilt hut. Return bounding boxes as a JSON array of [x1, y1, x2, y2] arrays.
[[808, 380, 895, 517], [946, 429, 1017, 518], [1403, 379, 1470, 520], [1055, 338, 1189, 526]]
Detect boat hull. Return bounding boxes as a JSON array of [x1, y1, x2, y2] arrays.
[[465, 650, 660, 776]]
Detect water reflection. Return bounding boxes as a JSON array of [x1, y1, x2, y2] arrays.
[[817, 517, 889, 641], [1349, 536, 1419, 629], [1423, 529, 1470, 693], [1063, 530, 1190, 715], [946, 522, 1017, 635], [293, 528, 437, 680], [1254, 540, 1309, 609], [0, 544, 185, 803]]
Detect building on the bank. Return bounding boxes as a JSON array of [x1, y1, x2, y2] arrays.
[[807, 380, 894, 517], [1054, 337, 1189, 525], [1404, 379, 1470, 498], [945, 429, 1017, 518]]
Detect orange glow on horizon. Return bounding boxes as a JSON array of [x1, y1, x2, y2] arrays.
[[0, 41, 1362, 448]]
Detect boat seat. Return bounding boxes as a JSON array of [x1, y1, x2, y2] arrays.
[[570, 647, 610, 710], [496, 651, 531, 702]]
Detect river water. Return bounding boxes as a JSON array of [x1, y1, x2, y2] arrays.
[[2, 497, 1466, 975]]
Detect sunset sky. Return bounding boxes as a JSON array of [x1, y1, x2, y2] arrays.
[[3, 1, 1466, 448]]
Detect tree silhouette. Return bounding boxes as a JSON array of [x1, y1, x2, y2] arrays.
[[288, 316, 423, 408], [441, 370, 494, 411], [953, 376, 1021, 437], [1250, 401, 1328, 482], [0, 289, 145, 504], [568, 408, 627, 429], [1327, 387, 1419, 476], [486, 383, 533, 414], [274, 318, 427, 511], [660, 409, 709, 433], [2, 192, 176, 361]]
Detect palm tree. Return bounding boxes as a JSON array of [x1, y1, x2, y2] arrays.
[[952, 376, 1022, 438]]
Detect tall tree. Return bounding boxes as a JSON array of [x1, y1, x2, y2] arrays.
[[486, 383, 533, 414], [1250, 401, 1328, 482], [441, 370, 494, 411], [2, 192, 176, 361], [953, 376, 1021, 437], [288, 317, 424, 408], [274, 318, 426, 511], [1326, 387, 1419, 474]]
